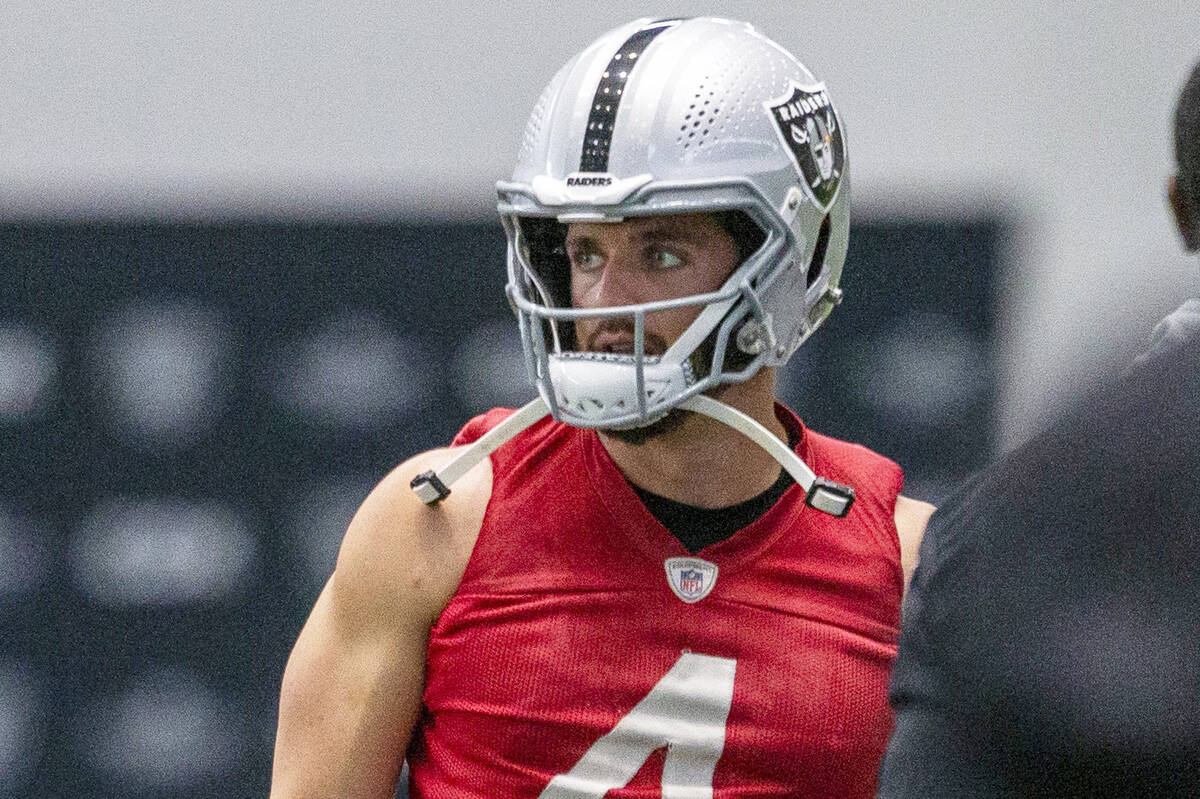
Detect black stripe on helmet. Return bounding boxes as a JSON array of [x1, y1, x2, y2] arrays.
[[579, 18, 683, 173]]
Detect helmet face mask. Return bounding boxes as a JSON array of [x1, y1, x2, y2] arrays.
[[499, 16, 849, 430]]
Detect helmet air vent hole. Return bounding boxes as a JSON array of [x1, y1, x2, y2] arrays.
[[807, 215, 832, 288]]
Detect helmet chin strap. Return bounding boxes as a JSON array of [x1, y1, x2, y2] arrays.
[[411, 395, 855, 517], [678, 395, 855, 517], [409, 397, 551, 504]]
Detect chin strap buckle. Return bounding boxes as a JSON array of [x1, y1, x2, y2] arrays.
[[805, 477, 855, 518], [410, 470, 452, 504]]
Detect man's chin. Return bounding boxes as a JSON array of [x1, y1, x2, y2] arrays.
[[600, 407, 692, 445]]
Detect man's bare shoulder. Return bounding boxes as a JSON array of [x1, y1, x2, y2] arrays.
[[895, 495, 936, 533], [329, 446, 494, 629], [895, 494, 936, 587]]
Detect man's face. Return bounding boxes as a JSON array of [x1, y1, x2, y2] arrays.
[[565, 213, 739, 356]]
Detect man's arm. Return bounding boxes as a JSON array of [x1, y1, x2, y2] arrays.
[[270, 448, 491, 798], [894, 495, 936, 587]]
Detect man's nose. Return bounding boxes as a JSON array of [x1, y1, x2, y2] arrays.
[[589, 257, 641, 308]]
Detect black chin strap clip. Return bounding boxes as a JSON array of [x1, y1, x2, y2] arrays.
[[805, 477, 856, 518], [410, 470, 452, 504]]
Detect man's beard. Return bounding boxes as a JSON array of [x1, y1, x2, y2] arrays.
[[602, 378, 732, 445], [601, 407, 693, 445]]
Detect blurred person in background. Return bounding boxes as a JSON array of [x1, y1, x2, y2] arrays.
[[271, 17, 933, 798], [877, 59, 1200, 798]]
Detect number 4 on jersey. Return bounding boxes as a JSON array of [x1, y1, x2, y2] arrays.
[[539, 653, 737, 798]]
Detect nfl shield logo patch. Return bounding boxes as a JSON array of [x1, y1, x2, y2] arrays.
[[664, 557, 719, 604], [764, 81, 846, 212]]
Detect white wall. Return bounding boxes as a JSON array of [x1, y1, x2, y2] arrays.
[[4, 0, 1197, 445]]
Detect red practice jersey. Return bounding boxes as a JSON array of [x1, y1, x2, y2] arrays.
[[406, 405, 905, 798]]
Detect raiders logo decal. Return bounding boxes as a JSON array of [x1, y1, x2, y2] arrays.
[[764, 81, 845, 212]]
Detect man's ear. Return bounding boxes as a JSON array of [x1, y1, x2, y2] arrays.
[[1168, 174, 1200, 252]]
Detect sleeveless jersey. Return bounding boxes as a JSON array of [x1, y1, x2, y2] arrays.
[[406, 405, 905, 798]]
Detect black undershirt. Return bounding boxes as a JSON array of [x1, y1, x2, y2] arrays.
[[630, 426, 800, 553]]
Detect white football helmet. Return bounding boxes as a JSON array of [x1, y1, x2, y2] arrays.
[[499, 16, 850, 430]]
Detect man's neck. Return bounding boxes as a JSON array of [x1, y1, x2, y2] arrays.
[[598, 370, 788, 508]]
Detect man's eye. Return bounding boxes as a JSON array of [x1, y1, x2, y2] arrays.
[[571, 252, 604, 272]]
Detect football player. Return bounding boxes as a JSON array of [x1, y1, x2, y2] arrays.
[[272, 17, 934, 798]]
